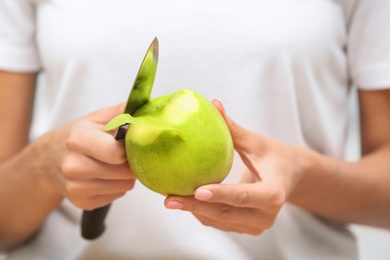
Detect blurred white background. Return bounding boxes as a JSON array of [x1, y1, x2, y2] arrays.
[[352, 225, 390, 260]]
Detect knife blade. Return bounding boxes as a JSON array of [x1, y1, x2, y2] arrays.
[[81, 37, 159, 240]]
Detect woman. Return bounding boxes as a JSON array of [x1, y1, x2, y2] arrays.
[[1, 0, 389, 259]]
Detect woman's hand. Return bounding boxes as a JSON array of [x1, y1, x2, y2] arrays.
[[37, 103, 136, 210], [165, 90, 390, 232], [164, 99, 306, 235], [0, 71, 136, 249]]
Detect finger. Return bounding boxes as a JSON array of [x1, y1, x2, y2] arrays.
[[75, 192, 128, 210], [193, 213, 264, 236], [194, 182, 285, 211], [165, 196, 270, 233], [212, 99, 265, 154], [211, 98, 225, 115], [165, 195, 253, 219], [66, 121, 127, 165], [65, 179, 136, 202], [86, 103, 126, 124], [212, 99, 266, 178], [62, 152, 134, 181]]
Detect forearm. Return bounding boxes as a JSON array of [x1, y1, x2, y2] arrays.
[[0, 138, 63, 250], [289, 144, 390, 229]]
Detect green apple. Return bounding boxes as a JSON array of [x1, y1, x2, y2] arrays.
[[104, 89, 234, 196]]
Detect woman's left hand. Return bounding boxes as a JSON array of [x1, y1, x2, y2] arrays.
[[165, 99, 306, 235]]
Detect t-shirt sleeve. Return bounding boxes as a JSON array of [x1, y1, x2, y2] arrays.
[[0, 0, 41, 72], [348, 0, 390, 90]]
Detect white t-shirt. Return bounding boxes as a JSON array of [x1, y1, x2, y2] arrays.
[[1, 0, 389, 259]]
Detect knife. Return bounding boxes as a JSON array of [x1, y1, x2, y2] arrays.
[[81, 37, 159, 240]]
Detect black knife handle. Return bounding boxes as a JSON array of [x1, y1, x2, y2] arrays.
[[81, 204, 111, 239]]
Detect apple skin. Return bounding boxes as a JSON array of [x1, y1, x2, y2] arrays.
[[125, 89, 234, 196]]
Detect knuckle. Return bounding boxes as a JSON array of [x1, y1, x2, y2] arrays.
[[269, 189, 285, 211], [187, 202, 198, 213], [65, 129, 81, 151], [61, 156, 80, 179], [265, 185, 286, 211], [234, 190, 250, 206], [215, 206, 232, 221]]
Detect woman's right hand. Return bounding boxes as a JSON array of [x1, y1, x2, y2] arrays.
[[0, 72, 135, 249], [38, 103, 136, 210]]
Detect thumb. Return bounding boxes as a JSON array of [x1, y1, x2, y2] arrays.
[[211, 99, 261, 152], [86, 102, 126, 124]]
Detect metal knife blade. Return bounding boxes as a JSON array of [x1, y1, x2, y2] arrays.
[[125, 37, 159, 116]]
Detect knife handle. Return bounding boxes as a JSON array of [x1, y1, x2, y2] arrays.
[[81, 204, 111, 239], [80, 124, 128, 240]]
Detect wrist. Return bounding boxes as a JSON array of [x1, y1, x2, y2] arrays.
[[27, 135, 64, 207], [287, 145, 317, 203], [0, 136, 64, 246]]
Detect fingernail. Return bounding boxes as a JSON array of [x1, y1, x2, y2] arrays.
[[195, 189, 213, 201], [165, 200, 184, 209], [215, 98, 225, 114]]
